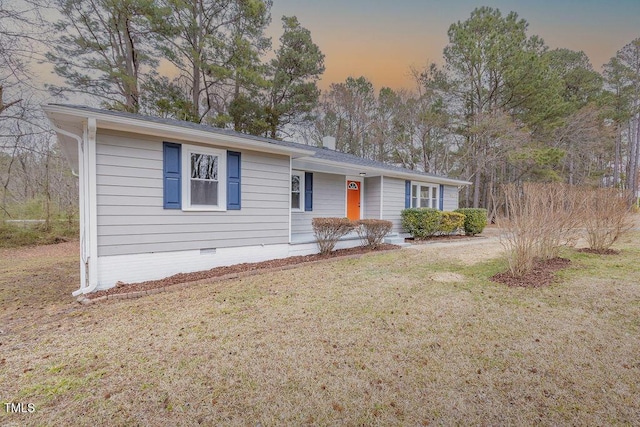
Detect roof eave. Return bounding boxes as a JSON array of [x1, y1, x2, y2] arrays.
[[299, 157, 471, 186], [42, 104, 316, 158]]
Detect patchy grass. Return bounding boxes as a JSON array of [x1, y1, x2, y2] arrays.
[[1, 234, 639, 425]]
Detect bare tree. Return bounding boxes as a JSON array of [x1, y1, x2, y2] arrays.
[[553, 104, 614, 186], [0, 0, 46, 114], [0, 1, 51, 219], [605, 38, 640, 203]]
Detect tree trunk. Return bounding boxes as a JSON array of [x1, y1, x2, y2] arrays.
[[473, 165, 481, 208], [44, 149, 51, 231], [568, 153, 574, 186], [191, 2, 202, 121], [233, 74, 241, 132], [614, 124, 621, 187], [123, 18, 139, 113], [632, 115, 640, 204]]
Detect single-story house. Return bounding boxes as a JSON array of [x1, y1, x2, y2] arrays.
[[43, 104, 470, 295]]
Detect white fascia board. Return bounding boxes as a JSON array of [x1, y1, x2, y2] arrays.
[[297, 157, 472, 186], [42, 105, 315, 159]]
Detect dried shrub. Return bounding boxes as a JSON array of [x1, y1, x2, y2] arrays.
[[401, 208, 442, 238], [534, 184, 585, 259], [498, 185, 537, 277], [498, 183, 584, 277], [583, 188, 633, 251], [439, 212, 465, 234], [355, 219, 393, 249], [312, 217, 355, 255], [454, 208, 487, 236]]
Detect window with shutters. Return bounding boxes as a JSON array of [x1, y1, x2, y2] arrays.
[[410, 182, 439, 209], [291, 171, 304, 211], [181, 145, 227, 211]]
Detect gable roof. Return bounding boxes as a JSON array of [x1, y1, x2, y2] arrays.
[[43, 104, 470, 186]]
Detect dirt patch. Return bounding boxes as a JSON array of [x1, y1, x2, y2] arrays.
[[491, 257, 571, 288], [88, 244, 399, 299], [577, 248, 620, 255]]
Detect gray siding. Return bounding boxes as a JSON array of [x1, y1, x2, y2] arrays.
[[96, 130, 290, 256], [363, 176, 381, 219], [291, 172, 345, 235], [443, 185, 459, 211], [382, 177, 406, 233]]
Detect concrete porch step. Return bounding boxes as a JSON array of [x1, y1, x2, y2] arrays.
[[384, 233, 411, 247]]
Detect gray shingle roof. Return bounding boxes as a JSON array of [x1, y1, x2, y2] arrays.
[[48, 104, 468, 184], [298, 143, 463, 182], [49, 104, 306, 151]]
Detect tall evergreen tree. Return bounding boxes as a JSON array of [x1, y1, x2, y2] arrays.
[[150, 0, 272, 123], [265, 16, 324, 139], [443, 7, 565, 208], [46, 0, 161, 112]]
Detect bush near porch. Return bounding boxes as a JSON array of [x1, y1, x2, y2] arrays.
[[355, 219, 393, 249], [439, 212, 466, 234], [312, 218, 394, 254], [401, 208, 480, 238], [454, 208, 488, 236], [401, 208, 442, 238], [311, 217, 355, 255]]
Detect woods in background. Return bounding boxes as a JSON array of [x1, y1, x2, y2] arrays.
[[1, 2, 639, 224], [304, 9, 640, 215]]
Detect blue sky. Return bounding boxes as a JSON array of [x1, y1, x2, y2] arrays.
[[266, 0, 640, 90]]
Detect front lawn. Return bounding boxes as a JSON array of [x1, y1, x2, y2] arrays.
[[1, 234, 638, 425]]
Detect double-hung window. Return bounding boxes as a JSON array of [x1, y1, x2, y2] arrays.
[[291, 171, 304, 211], [411, 182, 439, 209], [182, 145, 227, 210]]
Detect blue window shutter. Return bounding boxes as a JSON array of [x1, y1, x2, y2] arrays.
[[439, 184, 444, 210], [304, 172, 313, 211], [163, 142, 181, 209], [404, 180, 411, 209], [227, 151, 241, 210]]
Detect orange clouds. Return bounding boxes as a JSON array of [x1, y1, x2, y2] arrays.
[[316, 34, 446, 91]]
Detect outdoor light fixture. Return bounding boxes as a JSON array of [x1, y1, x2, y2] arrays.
[[359, 172, 366, 177]]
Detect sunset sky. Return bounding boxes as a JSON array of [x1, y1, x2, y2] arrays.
[[266, 0, 640, 91]]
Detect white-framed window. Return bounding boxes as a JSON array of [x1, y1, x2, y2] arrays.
[[291, 171, 304, 211], [411, 182, 439, 209], [182, 145, 227, 211]]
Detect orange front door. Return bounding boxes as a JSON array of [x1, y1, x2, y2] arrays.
[[346, 180, 361, 220]]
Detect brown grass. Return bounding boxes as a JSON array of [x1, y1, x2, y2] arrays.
[[1, 235, 639, 425]]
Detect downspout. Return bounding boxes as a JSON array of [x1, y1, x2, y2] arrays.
[[83, 118, 99, 295], [49, 122, 99, 296]]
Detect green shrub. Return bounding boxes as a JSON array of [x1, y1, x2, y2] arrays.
[[454, 208, 488, 236], [439, 212, 465, 234], [312, 217, 355, 255], [401, 208, 442, 238], [355, 219, 393, 249]]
